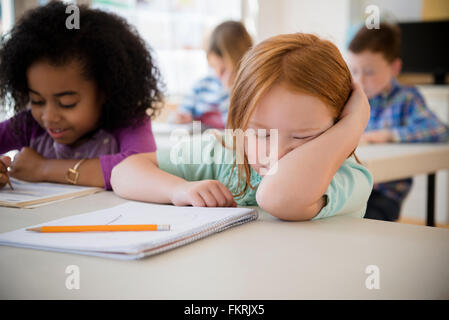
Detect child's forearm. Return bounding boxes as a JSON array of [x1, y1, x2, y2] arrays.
[[41, 158, 105, 187], [110, 152, 186, 203], [257, 108, 367, 221]]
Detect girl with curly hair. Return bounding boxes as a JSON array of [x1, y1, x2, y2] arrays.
[[0, 1, 163, 190]]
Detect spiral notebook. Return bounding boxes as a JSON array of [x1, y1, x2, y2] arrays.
[[0, 201, 258, 260]]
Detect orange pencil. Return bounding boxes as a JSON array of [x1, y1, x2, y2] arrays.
[[26, 224, 171, 233]]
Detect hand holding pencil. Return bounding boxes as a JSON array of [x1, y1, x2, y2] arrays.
[[0, 156, 13, 190]]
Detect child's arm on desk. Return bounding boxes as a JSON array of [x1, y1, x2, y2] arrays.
[[256, 83, 370, 221], [111, 152, 236, 207], [9, 147, 105, 187]]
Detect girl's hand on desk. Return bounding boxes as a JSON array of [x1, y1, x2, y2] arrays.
[[171, 180, 237, 207], [0, 156, 12, 188], [9, 147, 47, 182]]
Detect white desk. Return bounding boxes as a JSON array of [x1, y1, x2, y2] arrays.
[[1, 191, 448, 299], [357, 143, 449, 226]]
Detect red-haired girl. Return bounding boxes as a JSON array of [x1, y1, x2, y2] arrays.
[[111, 33, 373, 221]]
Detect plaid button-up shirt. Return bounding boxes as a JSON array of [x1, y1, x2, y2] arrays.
[[366, 79, 449, 203]]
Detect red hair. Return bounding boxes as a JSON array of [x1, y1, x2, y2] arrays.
[[225, 33, 353, 198]]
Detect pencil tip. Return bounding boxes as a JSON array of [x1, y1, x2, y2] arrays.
[[26, 227, 40, 232]]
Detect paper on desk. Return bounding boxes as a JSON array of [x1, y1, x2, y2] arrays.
[[0, 178, 102, 208], [0, 201, 258, 260]]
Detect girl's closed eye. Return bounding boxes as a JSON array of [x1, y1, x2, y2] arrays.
[[30, 92, 45, 106], [58, 96, 79, 109], [30, 99, 45, 106], [293, 133, 319, 140], [58, 101, 78, 109]]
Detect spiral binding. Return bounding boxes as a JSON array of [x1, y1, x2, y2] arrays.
[[131, 210, 259, 259]]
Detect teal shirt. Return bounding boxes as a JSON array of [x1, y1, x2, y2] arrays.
[[157, 134, 373, 220]]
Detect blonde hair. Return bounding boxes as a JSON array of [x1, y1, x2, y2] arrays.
[[226, 33, 353, 198], [207, 21, 253, 83]]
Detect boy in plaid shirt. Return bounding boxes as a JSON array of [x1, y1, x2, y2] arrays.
[[348, 23, 449, 221]]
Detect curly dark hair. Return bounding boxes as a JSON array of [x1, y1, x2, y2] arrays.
[[0, 1, 164, 130]]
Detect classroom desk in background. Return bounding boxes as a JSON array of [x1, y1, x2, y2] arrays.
[[357, 143, 449, 227], [0, 191, 448, 299]]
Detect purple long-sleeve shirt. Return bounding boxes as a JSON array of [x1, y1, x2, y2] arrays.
[[0, 110, 157, 190]]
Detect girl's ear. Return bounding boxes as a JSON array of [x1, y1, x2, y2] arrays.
[[391, 58, 402, 77]]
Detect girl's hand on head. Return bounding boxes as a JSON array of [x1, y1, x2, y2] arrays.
[[340, 81, 370, 128], [174, 112, 193, 124], [9, 147, 47, 182], [171, 180, 237, 207], [0, 156, 12, 189]]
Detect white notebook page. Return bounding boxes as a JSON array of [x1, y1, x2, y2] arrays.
[[0, 201, 258, 259]]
